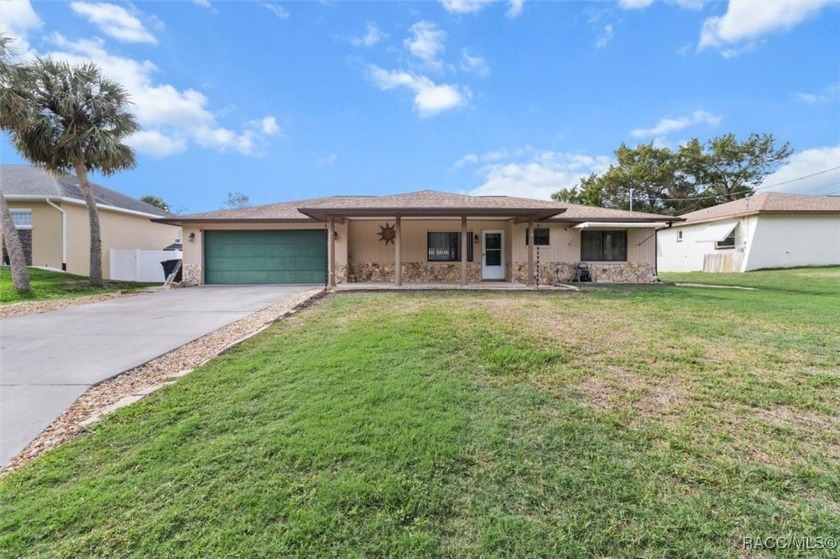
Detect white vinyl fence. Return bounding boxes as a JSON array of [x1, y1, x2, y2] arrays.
[[109, 249, 182, 282]]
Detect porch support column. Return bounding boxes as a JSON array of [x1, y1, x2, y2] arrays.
[[527, 218, 535, 286], [328, 217, 336, 288], [395, 216, 402, 286], [461, 216, 468, 286]]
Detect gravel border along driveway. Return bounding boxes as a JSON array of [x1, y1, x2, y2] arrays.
[[1, 287, 325, 478]]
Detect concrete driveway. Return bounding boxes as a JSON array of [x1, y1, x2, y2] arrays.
[[0, 285, 318, 468]]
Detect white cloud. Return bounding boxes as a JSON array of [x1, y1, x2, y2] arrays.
[[125, 130, 187, 157], [0, 0, 43, 53], [349, 22, 387, 47], [69, 2, 156, 44], [460, 49, 489, 77], [438, 0, 494, 14], [404, 21, 447, 70], [596, 24, 614, 49], [318, 153, 338, 166], [761, 146, 840, 195], [43, 33, 278, 157], [192, 0, 212, 7], [368, 65, 469, 117], [261, 3, 290, 20], [699, 0, 834, 54], [794, 83, 840, 104], [670, 0, 705, 8], [630, 110, 722, 140], [455, 153, 480, 168], [507, 0, 524, 18], [256, 116, 280, 136], [439, 0, 524, 17], [618, 0, 655, 9], [466, 149, 613, 200], [619, 0, 706, 9]]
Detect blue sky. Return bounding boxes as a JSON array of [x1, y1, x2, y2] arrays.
[[1, 0, 838, 213]]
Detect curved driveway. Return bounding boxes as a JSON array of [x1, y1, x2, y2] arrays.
[[0, 285, 317, 467]]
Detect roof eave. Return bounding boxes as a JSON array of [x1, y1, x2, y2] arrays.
[[5, 194, 170, 220], [155, 217, 320, 225], [548, 216, 684, 224], [298, 207, 567, 223]]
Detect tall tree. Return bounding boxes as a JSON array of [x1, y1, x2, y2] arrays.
[[553, 134, 793, 214], [140, 195, 170, 212], [4, 57, 138, 286], [680, 133, 793, 203], [553, 143, 694, 215], [0, 34, 31, 292]]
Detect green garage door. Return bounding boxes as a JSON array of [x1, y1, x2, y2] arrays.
[[204, 230, 327, 284]]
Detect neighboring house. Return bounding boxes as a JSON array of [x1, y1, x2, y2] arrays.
[[657, 192, 840, 273], [161, 190, 678, 286], [1, 165, 181, 278]]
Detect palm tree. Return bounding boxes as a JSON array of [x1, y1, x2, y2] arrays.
[[0, 34, 31, 292], [5, 56, 139, 286]]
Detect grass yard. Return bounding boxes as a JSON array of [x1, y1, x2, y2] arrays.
[[0, 267, 155, 304], [1, 267, 838, 558]]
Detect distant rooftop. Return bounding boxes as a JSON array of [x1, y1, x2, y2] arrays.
[[680, 192, 840, 224], [0, 165, 170, 217]]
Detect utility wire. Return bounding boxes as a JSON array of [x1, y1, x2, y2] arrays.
[[633, 165, 840, 203]]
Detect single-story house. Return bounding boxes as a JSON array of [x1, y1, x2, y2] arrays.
[[161, 190, 679, 287], [1, 165, 181, 278], [657, 192, 840, 272]]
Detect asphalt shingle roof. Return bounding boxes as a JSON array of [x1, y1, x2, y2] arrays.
[[680, 192, 840, 224], [172, 190, 675, 223], [0, 165, 170, 217]]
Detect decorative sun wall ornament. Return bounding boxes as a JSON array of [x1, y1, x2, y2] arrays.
[[378, 222, 396, 245]]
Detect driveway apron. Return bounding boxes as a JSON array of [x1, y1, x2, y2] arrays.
[[0, 285, 317, 468]]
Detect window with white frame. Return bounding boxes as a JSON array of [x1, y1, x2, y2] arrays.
[[677, 230, 683, 242], [10, 210, 32, 229], [715, 231, 735, 249]]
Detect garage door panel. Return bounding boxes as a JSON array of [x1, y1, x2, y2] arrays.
[[204, 230, 326, 284]]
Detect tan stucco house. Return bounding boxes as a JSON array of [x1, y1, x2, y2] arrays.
[[1, 165, 180, 278], [162, 190, 679, 287]]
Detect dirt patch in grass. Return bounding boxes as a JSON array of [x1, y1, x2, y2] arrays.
[[754, 405, 839, 431], [573, 368, 687, 421]]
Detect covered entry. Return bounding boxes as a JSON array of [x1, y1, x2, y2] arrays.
[[204, 230, 326, 284]]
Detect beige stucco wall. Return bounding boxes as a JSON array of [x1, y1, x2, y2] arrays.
[[4, 201, 63, 269], [348, 219, 511, 263], [64, 203, 180, 278], [509, 223, 657, 264], [3, 200, 178, 278], [181, 221, 348, 285]]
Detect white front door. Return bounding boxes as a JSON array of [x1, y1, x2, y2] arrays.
[[482, 230, 505, 280]]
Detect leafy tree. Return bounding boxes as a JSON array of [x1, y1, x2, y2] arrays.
[[3, 56, 138, 286], [222, 192, 251, 210], [680, 133, 793, 203], [553, 143, 694, 215], [0, 34, 30, 292], [553, 134, 793, 214], [140, 195, 170, 212]]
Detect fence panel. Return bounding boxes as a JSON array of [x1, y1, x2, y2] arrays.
[[109, 249, 182, 282]]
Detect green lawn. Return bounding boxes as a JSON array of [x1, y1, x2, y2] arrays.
[[0, 267, 155, 304], [1, 268, 838, 558]]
